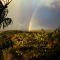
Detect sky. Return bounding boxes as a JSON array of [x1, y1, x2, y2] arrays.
[[2, 0, 60, 31]]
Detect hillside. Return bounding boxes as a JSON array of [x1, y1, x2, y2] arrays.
[[0, 28, 60, 60]]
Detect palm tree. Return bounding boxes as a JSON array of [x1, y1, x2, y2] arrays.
[[0, 0, 12, 28]]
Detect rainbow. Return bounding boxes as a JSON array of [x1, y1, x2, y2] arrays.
[[29, 6, 40, 31], [29, 0, 54, 31]]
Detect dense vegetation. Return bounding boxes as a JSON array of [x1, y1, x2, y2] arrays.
[[0, 28, 60, 60]]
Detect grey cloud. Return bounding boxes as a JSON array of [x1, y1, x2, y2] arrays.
[[6, 0, 60, 30], [33, 5, 60, 29]]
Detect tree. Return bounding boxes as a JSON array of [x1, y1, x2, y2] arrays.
[[0, 0, 13, 60], [0, 0, 12, 28]]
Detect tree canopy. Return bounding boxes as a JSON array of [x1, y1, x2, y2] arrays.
[[0, 0, 12, 28]]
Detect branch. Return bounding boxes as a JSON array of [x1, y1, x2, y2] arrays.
[[5, 0, 12, 6]]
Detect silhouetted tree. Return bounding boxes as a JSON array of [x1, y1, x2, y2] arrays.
[[0, 0, 13, 60], [0, 0, 12, 28]]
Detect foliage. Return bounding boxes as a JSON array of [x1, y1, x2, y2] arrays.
[[0, 0, 12, 28], [0, 28, 60, 60]]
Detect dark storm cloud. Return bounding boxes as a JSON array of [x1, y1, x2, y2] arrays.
[[34, 6, 60, 28]]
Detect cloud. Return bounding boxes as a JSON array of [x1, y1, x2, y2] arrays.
[[4, 0, 60, 31], [29, 1, 60, 30]]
